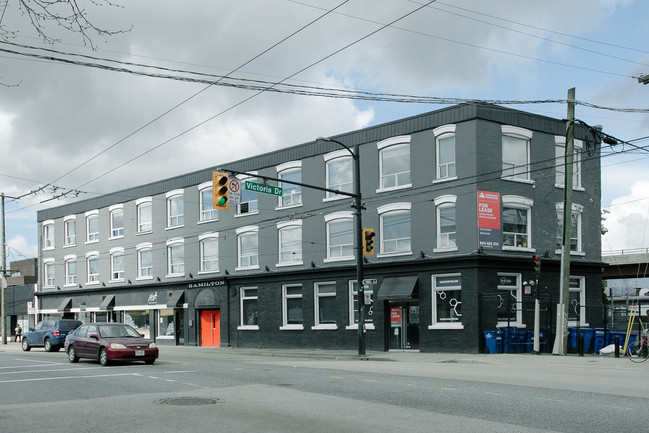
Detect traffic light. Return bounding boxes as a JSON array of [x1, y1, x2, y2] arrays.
[[532, 254, 541, 275], [212, 171, 229, 210], [363, 228, 375, 255]]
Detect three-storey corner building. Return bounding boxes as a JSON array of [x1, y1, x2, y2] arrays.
[[35, 104, 605, 353]]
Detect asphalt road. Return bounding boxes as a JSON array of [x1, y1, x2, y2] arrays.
[[0, 343, 647, 433]]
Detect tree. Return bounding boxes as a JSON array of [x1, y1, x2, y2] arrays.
[[0, 0, 129, 49]]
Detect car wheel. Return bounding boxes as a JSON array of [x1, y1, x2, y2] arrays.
[[44, 338, 53, 352], [99, 348, 110, 366], [67, 346, 79, 363], [21, 338, 30, 351]]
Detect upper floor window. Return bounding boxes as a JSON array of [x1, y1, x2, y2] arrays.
[[86, 252, 100, 284], [64, 255, 77, 286], [378, 136, 411, 191], [199, 233, 219, 273], [166, 238, 184, 277], [434, 195, 457, 252], [237, 174, 259, 216], [109, 204, 124, 238], [43, 258, 55, 288], [278, 221, 302, 266], [198, 181, 218, 222], [555, 136, 583, 190], [110, 247, 125, 281], [137, 243, 153, 280], [434, 125, 456, 181], [324, 150, 353, 200], [502, 126, 533, 182], [237, 226, 259, 270], [166, 190, 184, 228], [556, 203, 583, 254], [85, 210, 99, 243], [42, 220, 54, 250], [136, 197, 153, 233], [325, 212, 354, 262], [63, 216, 76, 247], [277, 162, 302, 208], [281, 284, 303, 330], [502, 195, 533, 250], [377, 203, 411, 256]]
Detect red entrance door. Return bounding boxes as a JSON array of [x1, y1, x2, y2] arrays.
[[200, 310, 220, 347]]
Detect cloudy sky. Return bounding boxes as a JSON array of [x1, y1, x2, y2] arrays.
[[0, 0, 647, 262]]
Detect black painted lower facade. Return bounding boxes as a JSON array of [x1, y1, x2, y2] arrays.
[[33, 254, 606, 353]]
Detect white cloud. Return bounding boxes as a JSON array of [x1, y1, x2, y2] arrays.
[[603, 180, 649, 252]]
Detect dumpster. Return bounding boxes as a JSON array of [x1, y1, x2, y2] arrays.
[[483, 331, 501, 354]]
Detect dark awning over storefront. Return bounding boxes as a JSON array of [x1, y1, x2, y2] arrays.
[[57, 297, 73, 312], [376, 276, 418, 300], [167, 290, 185, 308], [99, 295, 115, 311]]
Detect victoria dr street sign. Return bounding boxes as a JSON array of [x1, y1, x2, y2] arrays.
[[245, 181, 283, 196]]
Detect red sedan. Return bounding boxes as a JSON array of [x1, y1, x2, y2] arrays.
[[65, 323, 158, 366]]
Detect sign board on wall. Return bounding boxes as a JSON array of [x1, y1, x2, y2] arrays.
[[477, 191, 501, 250]]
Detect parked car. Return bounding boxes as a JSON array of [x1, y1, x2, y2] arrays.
[[65, 322, 159, 366], [21, 319, 82, 352]]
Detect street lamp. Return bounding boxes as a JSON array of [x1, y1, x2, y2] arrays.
[[316, 137, 366, 355]]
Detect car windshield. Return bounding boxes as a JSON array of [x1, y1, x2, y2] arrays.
[[98, 325, 141, 339]]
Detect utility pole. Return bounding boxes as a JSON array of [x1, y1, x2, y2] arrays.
[[1, 193, 6, 345], [553, 88, 575, 355]]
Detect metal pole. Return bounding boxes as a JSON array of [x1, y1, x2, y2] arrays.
[[1, 193, 6, 345]]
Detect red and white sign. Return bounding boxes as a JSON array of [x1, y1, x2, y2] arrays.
[[228, 179, 241, 204], [477, 191, 501, 250]]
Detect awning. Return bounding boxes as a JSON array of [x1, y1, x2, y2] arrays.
[[167, 290, 185, 308], [99, 295, 115, 311], [376, 276, 418, 300], [57, 297, 73, 312]]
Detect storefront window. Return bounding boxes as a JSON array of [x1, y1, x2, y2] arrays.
[[431, 274, 463, 329], [124, 310, 151, 338], [158, 309, 175, 338]]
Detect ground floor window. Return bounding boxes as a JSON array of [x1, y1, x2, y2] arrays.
[[239, 287, 258, 329], [158, 309, 175, 338], [430, 273, 463, 329], [568, 276, 587, 326], [497, 273, 522, 327], [123, 310, 151, 338], [347, 280, 375, 330], [313, 282, 337, 329], [281, 284, 303, 330]]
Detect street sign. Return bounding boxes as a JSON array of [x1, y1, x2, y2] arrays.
[[228, 179, 241, 204], [363, 278, 377, 285], [245, 181, 283, 197]]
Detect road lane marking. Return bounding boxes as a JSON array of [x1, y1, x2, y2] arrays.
[[440, 387, 456, 391], [331, 376, 344, 379], [603, 405, 634, 411], [362, 379, 378, 383], [0, 372, 140, 384], [484, 392, 504, 396]]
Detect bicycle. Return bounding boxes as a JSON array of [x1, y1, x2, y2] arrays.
[[626, 327, 649, 363]]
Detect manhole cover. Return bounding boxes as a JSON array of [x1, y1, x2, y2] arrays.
[[158, 397, 221, 406]]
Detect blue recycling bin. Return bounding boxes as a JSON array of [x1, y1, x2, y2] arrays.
[[501, 328, 515, 353], [580, 328, 594, 353], [593, 328, 609, 354], [567, 327, 578, 352], [483, 331, 500, 354], [538, 329, 548, 352]]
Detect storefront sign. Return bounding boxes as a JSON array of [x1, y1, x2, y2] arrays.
[[477, 191, 501, 250], [188, 280, 225, 289], [390, 308, 402, 326]]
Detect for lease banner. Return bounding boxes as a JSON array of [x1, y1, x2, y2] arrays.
[[477, 191, 501, 250]]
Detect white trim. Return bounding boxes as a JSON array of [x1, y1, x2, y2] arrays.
[[433, 124, 456, 136], [377, 135, 411, 150], [276, 160, 302, 172], [323, 149, 351, 162], [434, 194, 456, 206], [377, 202, 411, 214], [502, 125, 533, 139]]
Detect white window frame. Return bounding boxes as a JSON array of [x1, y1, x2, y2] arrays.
[[198, 181, 218, 222], [85, 210, 99, 244], [277, 161, 302, 209], [236, 173, 259, 216], [377, 203, 412, 257], [434, 125, 457, 182], [497, 273, 523, 328], [238, 287, 259, 330], [324, 150, 353, 201], [236, 226, 259, 270], [136, 242, 153, 280], [501, 195, 534, 252], [313, 282, 337, 330], [434, 195, 458, 252], [110, 247, 125, 282], [555, 203, 584, 255], [136, 197, 153, 233], [502, 125, 533, 183], [109, 204, 124, 239], [86, 251, 100, 285], [42, 220, 55, 250], [280, 284, 304, 330], [277, 221, 302, 266], [429, 273, 463, 330], [63, 215, 76, 247], [346, 280, 375, 330], [568, 276, 587, 327], [555, 136, 584, 190], [166, 190, 184, 229], [64, 254, 77, 287], [166, 238, 185, 277], [43, 258, 55, 288], [377, 136, 412, 193], [324, 211, 354, 263], [199, 232, 219, 274]]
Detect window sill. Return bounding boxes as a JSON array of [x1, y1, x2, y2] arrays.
[[165, 225, 185, 231], [502, 246, 535, 253], [234, 211, 259, 218], [433, 176, 458, 184], [42, 246, 55, 252], [235, 265, 260, 271], [237, 325, 259, 331], [136, 230, 153, 236], [276, 261, 303, 268], [554, 249, 585, 256], [501, 176, 535, 185], [110, 278, 125, 284], [275, 203, 303, 211], [376, 183, 412, 194], [311, 324, 338, 330], [377, 251, 412, 258], [63, 244, 76, 249], [198, 270, 220, 275], [279, 324, 304, 331], [198, 219, 219, 225], [137, 276, 153, 281], [86, 281, 100, 286], [165, 274, 185, 279], [85, 240, 99, 245], [554, 184, 585, 191], [109, 235, 124, 241], [429, 323, 464, 330], [323, 195, 348, 203], [433, 247, 458, 253], [324, 257, 354, 264]]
